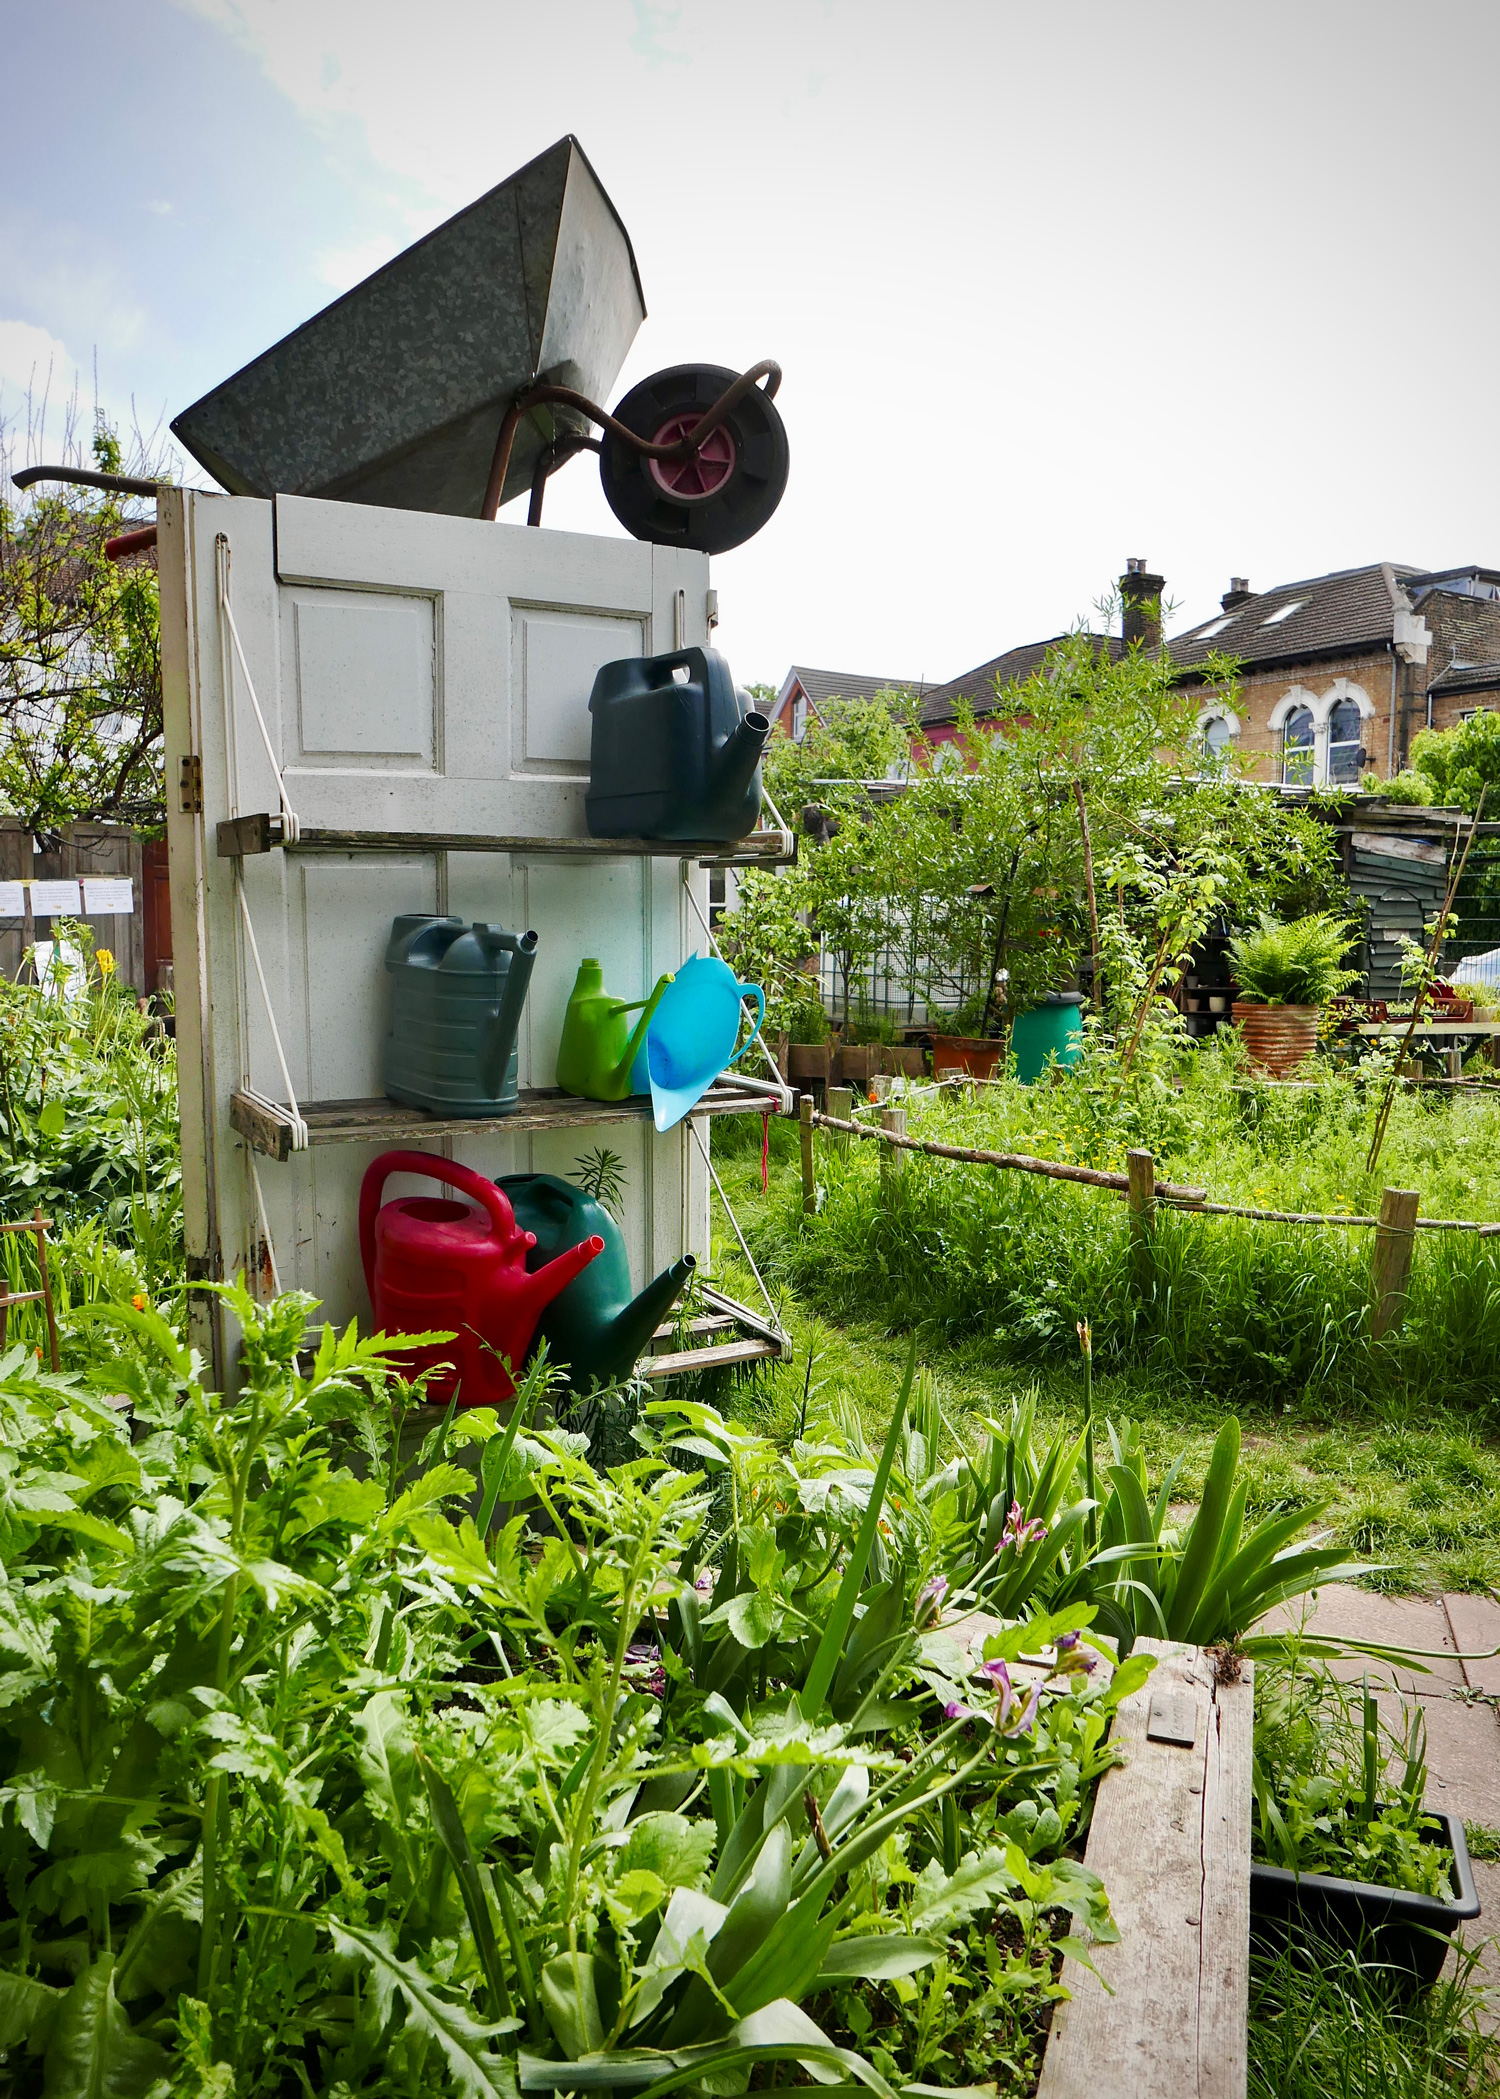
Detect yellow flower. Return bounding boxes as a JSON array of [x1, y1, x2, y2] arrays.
[[96, 949, 116, 976]]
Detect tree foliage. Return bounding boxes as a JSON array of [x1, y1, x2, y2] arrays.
[[730, 621, 1346, 1038], [0, 420, 164, 831]]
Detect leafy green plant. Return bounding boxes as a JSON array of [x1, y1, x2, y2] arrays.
[[1252, 1662, 1454, 1898], [1249, 1928, 1500, 2097], [1228, 912, 1362, 1007], [570, 1146, 628, 1217]]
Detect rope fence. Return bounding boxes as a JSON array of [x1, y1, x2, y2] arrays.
[[796, 1090, 1500, 1342]]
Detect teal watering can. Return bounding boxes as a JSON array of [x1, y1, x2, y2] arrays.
[[629, 952, 764, 1131], [497, 1173, 695, 1389]]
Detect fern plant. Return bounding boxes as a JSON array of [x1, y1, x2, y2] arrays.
[[1227, 912, 1361, 1006]]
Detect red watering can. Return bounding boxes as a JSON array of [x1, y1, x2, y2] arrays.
[[358, 1151, 603, 1405]]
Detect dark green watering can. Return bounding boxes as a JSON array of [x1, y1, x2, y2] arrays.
[[497, 1173, 695, 1389]]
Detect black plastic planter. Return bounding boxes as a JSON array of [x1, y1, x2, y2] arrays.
[[1250, 1810, 1481, 1990]]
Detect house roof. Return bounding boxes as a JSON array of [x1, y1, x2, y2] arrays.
[[772, 665, 933, 727], [1427, 659, 1500, 697], [919, 635, 1125, 728], [1167, 562, 1422, 673]]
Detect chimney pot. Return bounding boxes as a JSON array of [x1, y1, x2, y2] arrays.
[[1221, 576, 1254, 613], [1120, 556, 1166, 650]]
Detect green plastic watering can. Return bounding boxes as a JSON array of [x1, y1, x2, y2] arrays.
[[555, 959, 675, 1102]]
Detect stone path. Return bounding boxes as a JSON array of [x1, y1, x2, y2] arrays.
[[1262, 1586, 1500, 2019]]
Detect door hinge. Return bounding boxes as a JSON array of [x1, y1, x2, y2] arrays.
[[178, 755, 203, 815]]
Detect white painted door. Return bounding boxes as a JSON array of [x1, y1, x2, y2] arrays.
[[159, 489, 714, 1380]]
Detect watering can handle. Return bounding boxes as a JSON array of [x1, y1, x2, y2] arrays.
[[729, 984, 765, 1066], [358, 1150, 521, 1302]]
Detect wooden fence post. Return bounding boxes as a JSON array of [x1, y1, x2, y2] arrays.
[[1127, 1148, 1155, 1289], [881, 1106, 907, 1206], [799, 1093, 816, 1217], [827, 1084, 853, 1152], [1372, 1187, 1420, 1340]]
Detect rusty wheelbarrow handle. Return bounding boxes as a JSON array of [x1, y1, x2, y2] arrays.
[[482, 360, 781, 522]]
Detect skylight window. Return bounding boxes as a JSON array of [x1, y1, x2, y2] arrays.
[[1193, 615, 1233, 639], [1260, 600, 1306, 627]]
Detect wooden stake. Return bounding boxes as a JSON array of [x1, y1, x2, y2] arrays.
[[1372, 1187, 1420, 1341], [827, 1085, 853, 1151], [799, 1092, 816, 1216], [31, 1212, 59, 1372], [881, 1106, 907, 1204], [1127, 1148, 1155, 1290]]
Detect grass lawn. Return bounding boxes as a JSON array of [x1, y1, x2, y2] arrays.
[[704, 1102, 1500, 1600]]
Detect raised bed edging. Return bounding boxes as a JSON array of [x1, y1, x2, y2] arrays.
[[1037, 1639, 1253, 2099]]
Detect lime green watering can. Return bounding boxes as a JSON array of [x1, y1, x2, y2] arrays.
[[555, 959, 675, 1102]]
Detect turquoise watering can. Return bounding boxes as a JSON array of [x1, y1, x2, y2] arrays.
[[629, 952, 764, 1131]]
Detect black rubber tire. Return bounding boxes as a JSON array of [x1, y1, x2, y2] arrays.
[[600, 363, 789, 555]]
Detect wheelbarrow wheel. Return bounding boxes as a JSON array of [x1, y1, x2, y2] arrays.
[[600, 364, 789, 554]]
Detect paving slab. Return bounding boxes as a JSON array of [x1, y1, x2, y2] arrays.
[[1445, 1593, 1500, 1698], [1368, 1689, 1500, 1825], [1258, 1585, 1466, 1693]]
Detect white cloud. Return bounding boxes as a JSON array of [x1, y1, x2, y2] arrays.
[[0, 318, 81, 423]]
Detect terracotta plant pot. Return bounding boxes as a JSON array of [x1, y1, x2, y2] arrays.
[[929, 1033, 1003, 1081], [1232, 1001, 1319, 1078]]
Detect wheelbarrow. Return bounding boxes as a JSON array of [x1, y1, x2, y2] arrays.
[[166, 133, 789, 555]]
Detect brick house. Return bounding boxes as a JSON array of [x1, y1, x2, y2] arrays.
[[920, 557, 1500, 786], [1171, 563, 1500, 785], [769, 665, 933, 743]]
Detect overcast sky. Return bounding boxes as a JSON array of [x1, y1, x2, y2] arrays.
[[5, 0, 1499, 690]]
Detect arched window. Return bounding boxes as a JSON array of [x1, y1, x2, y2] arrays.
[[1204, 713, 1236, 761], [1281, 706, 1315, 785], [1327, 697, 1364, 784]]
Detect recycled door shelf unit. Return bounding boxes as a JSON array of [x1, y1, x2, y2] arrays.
[[159, 488, 791, 1386]]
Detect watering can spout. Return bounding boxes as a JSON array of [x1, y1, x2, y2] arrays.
[[707, 709, 772, 823], [478, 927, 538, 1097], [596, 1254, 696, 1374], [516, 1233, 607, 1323]]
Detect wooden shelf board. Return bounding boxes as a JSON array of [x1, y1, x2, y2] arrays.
[[1356, 1021, 1500, 1037], [231, 1078, 787, 1161], [216, 813, 795, 869], [639, 1336, 781, 1377]]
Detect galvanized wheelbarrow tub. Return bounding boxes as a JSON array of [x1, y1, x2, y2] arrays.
[[171, 135, 644, 519]]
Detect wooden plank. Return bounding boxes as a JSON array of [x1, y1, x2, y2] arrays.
[[216, 817, 794, 868], [1037, 1640, 1251, 2099], [699, 1284, 784, 1349], [638, 1337, 779, 1378], [229, 1078, 784, 1158]]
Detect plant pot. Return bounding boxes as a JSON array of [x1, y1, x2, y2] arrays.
[[1249, 1810, 1479, 1990], [1231, 1001, 1319, 1078], [785, 1042, 831, 1083], [929, 1033, 1003, 1081]]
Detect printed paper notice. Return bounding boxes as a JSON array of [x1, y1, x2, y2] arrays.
[[0, 883, 23, 918], [82, 877, 135, 914], [31, 880, 81, 916]]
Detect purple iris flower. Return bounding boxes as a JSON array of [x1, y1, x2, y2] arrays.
[[994, 1500, 1048, 1555], [915, 1575, 948, 1628]]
